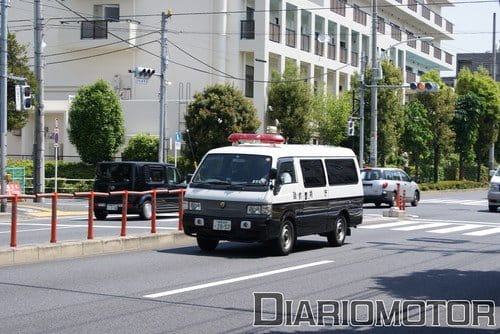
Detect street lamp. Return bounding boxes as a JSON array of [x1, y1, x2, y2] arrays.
[[369, 36, 433, 168], [381, 36, 434, 59]]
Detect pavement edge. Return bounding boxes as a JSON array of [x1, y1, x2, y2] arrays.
[[0, 231, 193, 267]]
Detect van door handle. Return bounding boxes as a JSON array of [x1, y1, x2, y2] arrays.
[[324, 189, 328, 197]]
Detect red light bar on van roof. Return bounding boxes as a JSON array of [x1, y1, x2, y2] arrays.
[[228, 133, 285, 145]]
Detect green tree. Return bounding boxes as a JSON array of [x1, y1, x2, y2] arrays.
[[452, 92, 480, 180], [183, 84, 260, 164], [414, 70, 456, 182], [68, 80, 124, 164], [7, 33, 37, 130], [402, 100, 433, 180], [268, 65, 314, 143], [122, 133, 158, 162], [455, 67, 500, 180], [358, 59, 404, 166], [312, 92, 352, 146]]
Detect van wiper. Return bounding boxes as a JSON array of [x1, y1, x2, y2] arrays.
[[205, 180, 231, 185]]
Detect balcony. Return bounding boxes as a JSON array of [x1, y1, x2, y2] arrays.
[[315, 40, 324, 56], [407, 0, 417, 12], [241, 20, 255, 39], [330, 0, 346, 16], [269, 23, 281, 43], [351, 52, 359, 67], [301, 34, 311, 52], [353, 6, 367, 25], [406, 71, 416, 84], [286, 28, 296, 48], [327, 43, 336, 60], [445, 52, 453, 65], [339, 46, 348, 64]]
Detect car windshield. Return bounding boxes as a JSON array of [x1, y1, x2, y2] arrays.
[[191, 154, 272, 191], [97, 164, 132, 183], [361, 169, 382, 181]]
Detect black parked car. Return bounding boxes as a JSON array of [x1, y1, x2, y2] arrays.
[[93, 162, 185, 220]]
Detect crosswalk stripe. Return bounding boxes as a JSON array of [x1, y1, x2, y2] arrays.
[[463, 227, 500, 236], [427, 225, 486, 234], [358, 221, 417, 229], [392, 223, 453, 231]]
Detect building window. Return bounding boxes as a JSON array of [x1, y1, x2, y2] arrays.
[[81, 20, 108, 39], [94, 4, 120, 22], [245, 65, 254, 98]]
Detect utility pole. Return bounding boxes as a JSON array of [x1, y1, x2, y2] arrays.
[[0, 0, 8, 212], [490, 12, 497, 170], [370, 0, 379, 167], [358, 52, 367, 168], [158, 11, 171, 163], [34, 0, 45, 198]]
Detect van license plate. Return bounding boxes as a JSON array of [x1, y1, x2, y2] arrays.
[[213, 220, 231, 231], [107, 204, 120, 211]]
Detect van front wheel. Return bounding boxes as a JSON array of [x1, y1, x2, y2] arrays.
[[197, 237, 219, 251], [139, 200, 153, 220], [270, 220, 295, 256], [327, 215, 347, 247]]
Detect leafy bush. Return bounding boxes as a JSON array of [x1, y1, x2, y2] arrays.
[[122, 133, 158, 162], [7, 159, 95, 179], [420, 180, 488, 191]]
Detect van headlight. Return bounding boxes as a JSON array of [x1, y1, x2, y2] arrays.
[[491, 183, 500, 191], [185, 201, 201, 211], [247, 204, 272, 215]]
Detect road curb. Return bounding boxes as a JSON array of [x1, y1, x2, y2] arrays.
[[0, 231, 193, 267]]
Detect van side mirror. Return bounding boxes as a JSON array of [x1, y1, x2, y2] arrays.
[[269, 168, 277, 180], [185, 174, 193, 183]]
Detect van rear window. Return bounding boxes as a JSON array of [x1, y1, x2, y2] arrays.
[[325, 159, 359, 185]]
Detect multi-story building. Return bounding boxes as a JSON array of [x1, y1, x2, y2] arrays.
[[456, 52, 499, 81], [8, 0, 455, 161]]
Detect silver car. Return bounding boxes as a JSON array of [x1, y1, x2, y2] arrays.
[[488, 167, 500, 212], [361, 168, 420, 208]]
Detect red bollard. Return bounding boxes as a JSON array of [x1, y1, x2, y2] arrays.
[[88, 192, 95, 240], [10, 195, 18, 248], [151, 189, 157, 234], [121, 191, 128, 237], [403, 190, 407, 211], [50, 192, 58, 243], [178, 190, 184, 231]]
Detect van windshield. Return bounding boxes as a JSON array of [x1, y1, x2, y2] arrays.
[[191, 154, 272, 191], [97, 164, 132, 183]]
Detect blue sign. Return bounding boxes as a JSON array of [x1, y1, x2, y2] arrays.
[[175, 132, 182, 142], [54, 133, 59, 144]]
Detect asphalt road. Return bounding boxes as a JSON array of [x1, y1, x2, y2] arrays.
[[0, 189, 498, 333]]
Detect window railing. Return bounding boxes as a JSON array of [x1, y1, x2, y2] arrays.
[[422, 5, 430, 20], [240, 20, 255, 39], [351, 52, 359, 67], [421, 41, 430, 54], [353, 6, 367, 25], [315, 40, 324, 56], [330, 0, 346, 16], [377, 17, 385, 34], [406, 71, 416, 83], [407, 36, 416, 49], [269, 23, 281, 43], [327, 43, 336, 60], [434, 47, 442, 60], [301, 34, 311, 52], [391, 25, 401, 41], [339, 46, 348, 64], [445, 20, 453, 33], [286, 28, 296, 48], [407, 0, 417, 12], [445, 52, 453, 65], [434, 13, 442, 27]]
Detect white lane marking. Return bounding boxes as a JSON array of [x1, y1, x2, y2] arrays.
[[0, 222, 176, 230], [410, 218, 500, 226], [464, 227, 500, 237], [392, 223, 453, 231], [420, 199, 487, 206], [143, 260, 334, 299], [358, 221, 417, 229], [427, 225, 487, 234]]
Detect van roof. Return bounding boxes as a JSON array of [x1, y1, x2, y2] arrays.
[[97, 161, 175, 168], [207, 144, 356, 160]]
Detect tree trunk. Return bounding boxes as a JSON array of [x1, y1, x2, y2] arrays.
[[476, 162, 481, 182], [433, 146, 440, 183], [458, 153, 464, 181]]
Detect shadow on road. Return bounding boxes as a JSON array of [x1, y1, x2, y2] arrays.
[[158, 239, 336, 259]]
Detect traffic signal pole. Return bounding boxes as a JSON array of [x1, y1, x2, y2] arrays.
[[0, 0, 8, 212], [370, 0, 379, 168], [158, 11, 170, 163], [34, 0, 45, 200], [490, 12, 496, 170], [358, 52, 367, 168]]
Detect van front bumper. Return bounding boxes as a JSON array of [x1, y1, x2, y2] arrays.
[[488, 190, 500, 204], [183, 213, 279, 242]]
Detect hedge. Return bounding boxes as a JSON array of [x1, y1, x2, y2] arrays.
[[420, 180, 488, 191], [7, 159, 95, 179]]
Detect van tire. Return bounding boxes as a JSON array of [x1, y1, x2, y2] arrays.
[[489, 205, 498, 212], [270, 220, 295, 256], [327, 215, 347, 247], [197, 237, 219, 251], [94, 210, 108, 220], [374, 201, 382, 208], [139, 200, 153, 220], [387, 193, 396, 207]]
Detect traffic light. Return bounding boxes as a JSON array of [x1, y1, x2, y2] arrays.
[[21, 85, 32, 110], [347, 119, 355, 137], [409, 81, 439, 93], [130, 67, 156, 80]]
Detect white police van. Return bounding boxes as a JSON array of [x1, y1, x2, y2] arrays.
[[182, 133, 363, 255]]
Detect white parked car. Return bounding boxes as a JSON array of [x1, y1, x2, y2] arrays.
[[488, 167, 500, 212], [361, 168, 420, 208]]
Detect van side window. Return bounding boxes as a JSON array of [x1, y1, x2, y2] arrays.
[[399, 170, 410, 182], [148, 166, 165, 183], [167, 167, 179, 185], [277, 160, 296, 185], [325, 159, 359, 185], [300, 159, 326, 188]]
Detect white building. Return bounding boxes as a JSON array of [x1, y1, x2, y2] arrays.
[[7, 0, 455, 161]]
